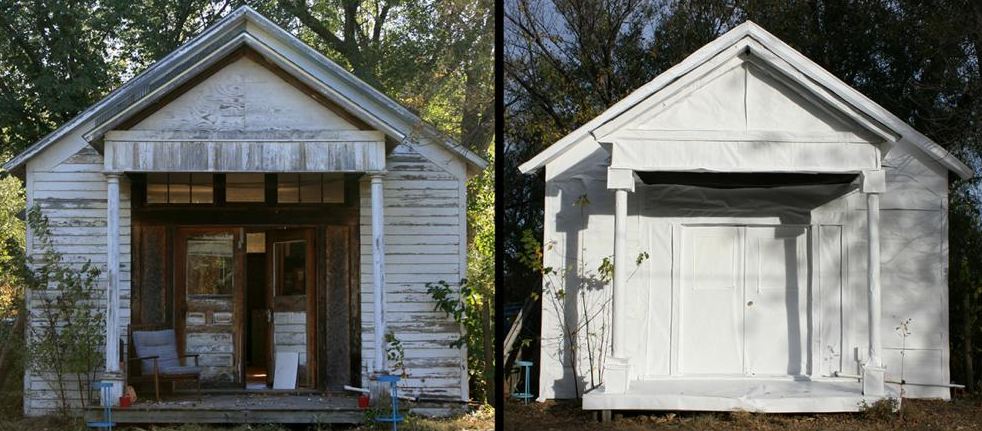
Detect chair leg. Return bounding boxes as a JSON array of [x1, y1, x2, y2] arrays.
[[197, 377, 202, 401], [154, 374, 160, 402]]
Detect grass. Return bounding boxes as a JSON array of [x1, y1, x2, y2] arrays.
[[502, 397, 982, 430]]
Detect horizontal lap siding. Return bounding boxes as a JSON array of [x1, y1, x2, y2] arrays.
[[359, 145, 466, 400], [24, 146, 133, 416]]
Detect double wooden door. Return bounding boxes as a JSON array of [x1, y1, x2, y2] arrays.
[[174, 227, 316, 388]]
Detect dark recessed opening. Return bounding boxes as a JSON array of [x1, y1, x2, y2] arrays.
[[637, 171, 859, 189]]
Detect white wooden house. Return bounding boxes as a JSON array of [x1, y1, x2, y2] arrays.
[[4, 6, 485, 420], [519, 21, 971, 413]]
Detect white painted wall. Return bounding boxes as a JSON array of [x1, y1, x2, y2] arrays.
[[537, 138, 952, 400]]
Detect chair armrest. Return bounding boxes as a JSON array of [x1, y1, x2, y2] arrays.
[[128, 355, 160, 362], [177, 354, 200, 366]]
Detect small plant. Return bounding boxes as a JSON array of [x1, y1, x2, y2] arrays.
[[23, 206, 105, 415], [385, 331, 407, 378]]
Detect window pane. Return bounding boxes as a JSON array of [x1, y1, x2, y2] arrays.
[[322, 174, 345, 203], [274, 240, 306, 296], [277, 173, 299, 203], [227, 173, 265, 202], [246, 232, 266, 254], [169, 173, 191, 204], [186, 233, 234, 297], [299, 174, 321, 203], [190, 173, 213, 204], [147, 173, 168, 204]]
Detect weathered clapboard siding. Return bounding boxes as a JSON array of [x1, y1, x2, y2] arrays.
[[359, 144, 468, 400], [132, 56, 359, 133], [24, 145, 133, 416]]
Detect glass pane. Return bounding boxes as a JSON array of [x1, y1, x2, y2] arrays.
[[322, 174, 345, 203], [190, 173, 214, 204], [169, 173, 191, 204], [186, 233, 234, 297], [277, 174, 299, 203], [146, 173, 168, 204], [227, 173, 265, 202], [274, 240, 306, 296], [299, 174, 321, 203], [246, 232, 266, 254]]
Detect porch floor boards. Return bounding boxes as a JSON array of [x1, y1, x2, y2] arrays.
[[85, 392, 364, 424], [582, 378, 900, 413]]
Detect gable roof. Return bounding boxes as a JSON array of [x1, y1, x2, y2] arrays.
[[519, 21, 973, 180], [3, 6, 487, 174]]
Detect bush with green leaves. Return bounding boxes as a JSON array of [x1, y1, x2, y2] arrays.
[[23, 206, 105, 414]]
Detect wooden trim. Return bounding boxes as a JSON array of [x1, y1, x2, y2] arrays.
[[266, 228, 317, 388]]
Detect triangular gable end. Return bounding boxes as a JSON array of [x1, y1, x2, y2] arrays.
[[591, 43, 893, 146], [3, 6, 487, 176], [623, 57, 878, 141], [127, 53, 366, 133]]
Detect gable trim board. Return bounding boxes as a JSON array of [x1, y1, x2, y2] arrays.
[[518, 21, 971, 180], [3, 6, 487, 177]]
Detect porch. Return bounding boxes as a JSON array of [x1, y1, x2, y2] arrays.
[[583, 378, 900, 413]]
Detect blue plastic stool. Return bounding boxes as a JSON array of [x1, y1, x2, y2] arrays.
[[87, 381, 114, 431], [374, 375, 404, 431], [513, 360, 534, 403]]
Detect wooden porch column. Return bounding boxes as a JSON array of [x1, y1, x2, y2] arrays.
[[604, 167, 635, 394], [103, 172, 123, 405], [370, 172, 387, 374], [861, 170, 886, 396]]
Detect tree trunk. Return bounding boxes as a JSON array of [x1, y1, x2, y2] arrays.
[[477, 301, 493, 405], [964, 288, 975, 392]]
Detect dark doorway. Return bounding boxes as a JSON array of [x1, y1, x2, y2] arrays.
[[245, 231, 269, 389]]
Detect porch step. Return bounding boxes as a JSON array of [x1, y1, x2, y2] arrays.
[[582, 378, 900, 413], [84, 393, 364, 424]]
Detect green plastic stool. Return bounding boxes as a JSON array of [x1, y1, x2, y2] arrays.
[[513, 360, 534, 403], [87, 381, 114, 431]]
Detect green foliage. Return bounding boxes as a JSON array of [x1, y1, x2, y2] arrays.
[[384, 331, 407, 378], [23, 206, 104, 414], [0, 173, 25, 415]]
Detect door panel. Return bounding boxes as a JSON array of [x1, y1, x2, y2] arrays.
[[175, 227, 244, 385], [744, 226, 809, 376], [266, 229, 316, 388], [679, 226, 744, 375]]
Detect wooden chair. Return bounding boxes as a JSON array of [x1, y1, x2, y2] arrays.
[[126, 324, 202, 401]]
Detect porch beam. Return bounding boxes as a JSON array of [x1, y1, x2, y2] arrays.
[[861, 169, 886, 396], [370, 172, 387, 374], [104, 172, 123, 405]]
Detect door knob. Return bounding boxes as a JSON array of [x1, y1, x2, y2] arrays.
[[747, 301, 754, 306]]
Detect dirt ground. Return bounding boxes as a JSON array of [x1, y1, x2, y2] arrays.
[[0, 405, 494, 431], [502, 397, 982, 430]]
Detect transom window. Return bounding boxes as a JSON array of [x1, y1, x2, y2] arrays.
[[142, 173, 347, 205], [147, 173, 214, 204]]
